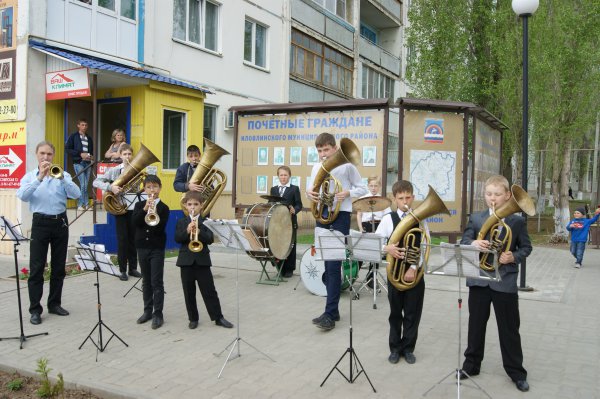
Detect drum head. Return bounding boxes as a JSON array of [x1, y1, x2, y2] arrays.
[[300, 249, 327, 296], [267, 204, 293, 260]]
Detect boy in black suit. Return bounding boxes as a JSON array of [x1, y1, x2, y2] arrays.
[[133, 175, 170, 330], [269, 166, 303, 278], [459, 175, 532, 392], [174, 191, 233, 329]]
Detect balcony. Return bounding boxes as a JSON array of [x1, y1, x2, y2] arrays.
[[359, 36, 401, 76]]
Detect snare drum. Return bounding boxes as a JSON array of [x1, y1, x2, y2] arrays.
[[300, 248, 359, 296], [243, 203, 293, 260]]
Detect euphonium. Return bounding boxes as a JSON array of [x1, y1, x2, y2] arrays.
[[310, 138, 361, 224], [144, 193, 160, 226], [103, 143, 159, 215], [181, 139, 230, 217], [49, 164, 64, 179], [188, 211, 203, 252], [386, 186, 450, 291], [477, 184, 535, 271]]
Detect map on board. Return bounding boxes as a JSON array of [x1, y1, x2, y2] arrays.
[[409, 150, 456, 201]]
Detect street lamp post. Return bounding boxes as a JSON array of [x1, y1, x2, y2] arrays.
[[512, 0, 538, 291]]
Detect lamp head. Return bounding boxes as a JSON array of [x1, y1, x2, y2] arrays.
[[512, 0, 539, 16]]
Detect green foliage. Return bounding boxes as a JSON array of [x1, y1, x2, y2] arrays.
[[6, 376, 23, 391], [35, 358, 64, 398]]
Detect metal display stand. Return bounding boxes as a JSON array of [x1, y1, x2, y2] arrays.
[[0, 217, 48, 349], [204, 220, 275, 379], [76, 243, 128, 356], [316, 229, 376, 393], [423, 243, 500, 399]]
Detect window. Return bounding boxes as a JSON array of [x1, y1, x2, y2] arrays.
[[360, 23, 377, 45], [120, 0, 136, 19], [98, 0, 115, 11], [173, 0, 220, 52], [311, 0, 351, 22], [244, 19, 267, 68], [163, 110, 187, 169], [361, 64, 394, 100], [203, 105, 216, 142], [290, 29, 353, 95]]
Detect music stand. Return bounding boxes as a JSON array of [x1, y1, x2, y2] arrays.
[[352, 230, 388, 309], [122, 276, 143, 297], [76, 242, 128, 355], [422, 243, 499, 399], [204, 220, 274, 379], [0, 216, 48, 349], [316, 229, 376, 393]]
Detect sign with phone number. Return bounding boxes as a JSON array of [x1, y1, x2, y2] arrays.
[[0, 99, 17, 120]]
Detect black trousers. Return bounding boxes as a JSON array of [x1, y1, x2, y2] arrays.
[[138, 248, 165, 317], [463, 286, 527, 382], [388, 278, 425, 354], [180, 263, 223, 322], [115, 211, 137, 273], [281, 229, 297, 274], [28, 214, 69, 315]]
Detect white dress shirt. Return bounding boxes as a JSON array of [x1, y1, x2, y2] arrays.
[[309, 162, 367, 212]]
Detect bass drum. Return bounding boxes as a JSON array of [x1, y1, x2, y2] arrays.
[[300, 248, 359, 296], [243, 203, 293, 260]]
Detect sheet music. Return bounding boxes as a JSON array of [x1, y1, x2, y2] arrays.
[[0, 216, 27, 241], [204, 219, 236, 248], [349, 230, 385, 262], [205, 219, 262, 252], [314, 227, 346, 261], [76, 243, 120, 275], [440, 243, 482, 278]]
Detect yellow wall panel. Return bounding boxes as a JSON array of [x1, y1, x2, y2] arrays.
[[45, 99, 65, 163]]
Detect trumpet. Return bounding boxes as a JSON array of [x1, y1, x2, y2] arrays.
[[144, 194, 160, 226], [49, 164, 64, 179], [188, 211, 203, 252]]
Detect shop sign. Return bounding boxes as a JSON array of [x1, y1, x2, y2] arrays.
[[45, 67, 90, 100]]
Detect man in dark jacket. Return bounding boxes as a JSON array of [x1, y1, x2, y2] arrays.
[[65, 119, 94, 210]]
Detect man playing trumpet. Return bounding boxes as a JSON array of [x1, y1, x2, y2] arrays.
[[17, 141, 81, 325]]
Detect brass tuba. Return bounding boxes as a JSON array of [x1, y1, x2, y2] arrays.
[[102, 143, 160, 215], [181, 139, 230, 217], [310, 138, 361, 224], [477, 184, 536, 271], [386, 186, 450, 291]]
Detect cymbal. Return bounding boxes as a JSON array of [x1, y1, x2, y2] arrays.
[[352, 196, 391, 212], [260, 194, 284, 202]]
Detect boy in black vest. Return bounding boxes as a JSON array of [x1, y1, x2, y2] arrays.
[[375, 180, 425, 365], [174, 191, 233, 329], [133, 175, 170, 330]]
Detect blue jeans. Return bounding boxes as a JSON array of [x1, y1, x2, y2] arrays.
[[73, 162, 90, 207], [317, 211, 351, 319], [570, 241, 586, 264]]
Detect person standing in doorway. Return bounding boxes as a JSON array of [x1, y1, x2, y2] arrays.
[[65, 118, 94, 210]]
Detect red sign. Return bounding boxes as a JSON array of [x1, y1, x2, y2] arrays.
[[45, 67, 91, 100], [0, 144, 25, 188], [96, 162, 118, 200]]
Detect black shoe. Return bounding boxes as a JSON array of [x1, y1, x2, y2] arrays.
[[311, 313, 340, 324], [282, 271, 293, 278], [137, 312, 152, 324], [119, 272, 128, 281], [48, 306, 69, 316], [388, 352, 400, 364], [403, 351, 416, 364], [458, 369, 479, 380], [128, 270, 142, 278], [189, 321, 198, 329], [316, 316, 335, 331], [515, 380, 529, 392], [30, 313, 41, 325], [215, 317, 233, 328], [151, 316, 164, 330]]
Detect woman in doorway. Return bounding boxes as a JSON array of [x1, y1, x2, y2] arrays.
[[104, 129, 127, 162]]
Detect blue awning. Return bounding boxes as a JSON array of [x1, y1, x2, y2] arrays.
[[30, 40, 210, 93]]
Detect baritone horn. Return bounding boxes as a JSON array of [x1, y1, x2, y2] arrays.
[[49, 164, 64, 179], [310, 138, 361, 224], [188, 211, 203, 252], [103, 143, 160, 215], [386, 186, 450, 291], [144, 193, 160, 226], [181, 139, 230, 217], [477, 184, 536, 271]]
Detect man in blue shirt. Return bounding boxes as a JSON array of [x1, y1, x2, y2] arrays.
[[17, 141, 81, 325], [65, 119, 93, 210]]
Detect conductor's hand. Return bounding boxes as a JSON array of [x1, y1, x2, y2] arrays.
[[188, 182, 203, 192], [499, 251, 515, 264], [306, 189, 319, 203], [384, 242, 405, 259], [403, 267, 416, 282], [471, 239, 490, 251], [111, 185, 123, 195], [38, 161, 51, 181]]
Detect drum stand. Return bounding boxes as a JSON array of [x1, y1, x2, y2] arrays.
[[319, 232, 378, 393], [256, 258, 286, 285], [423, 244, 498, 399], [204, 221, 274, 378], [356, 261, 388, 309]]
